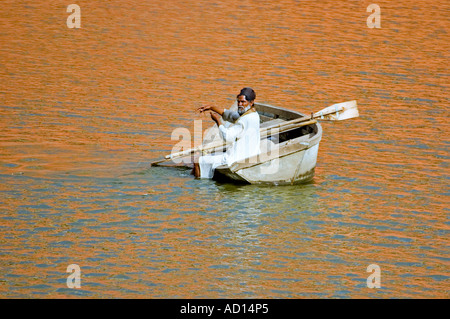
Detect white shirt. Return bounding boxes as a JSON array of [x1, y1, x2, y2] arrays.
[[218, 111, 261, 165]]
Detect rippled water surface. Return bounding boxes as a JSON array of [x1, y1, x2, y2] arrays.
[[1, 0, 449, 298]]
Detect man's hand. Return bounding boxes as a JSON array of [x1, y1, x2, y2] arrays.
[[197, 105, 213, 113]]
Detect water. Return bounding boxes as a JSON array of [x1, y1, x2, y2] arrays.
[[0, 0, 448, 298]]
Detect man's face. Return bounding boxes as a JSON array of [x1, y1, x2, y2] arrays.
[[237, 95, 250, 113]]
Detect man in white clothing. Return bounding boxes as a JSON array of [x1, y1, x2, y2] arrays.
[[193, 87, 261, 179]]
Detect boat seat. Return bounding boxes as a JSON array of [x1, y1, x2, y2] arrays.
[[260, 138, 278, 153]]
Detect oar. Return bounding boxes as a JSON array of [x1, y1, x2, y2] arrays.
[[150, 119, 318, 166], [150, 100, 358, 166]]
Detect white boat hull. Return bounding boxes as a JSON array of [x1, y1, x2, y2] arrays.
[[212, 103, 322, 185]]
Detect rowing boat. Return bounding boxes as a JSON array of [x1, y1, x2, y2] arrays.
[[152, 100, 358, 185], [205, 102, 322, 185]]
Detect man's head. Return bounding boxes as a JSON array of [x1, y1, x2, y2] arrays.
[[236, 87, 256, 115]]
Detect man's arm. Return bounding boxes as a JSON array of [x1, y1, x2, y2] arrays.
[[210, 112, 222, 126], [198, 105, 239, 123], [197, 105, 224, 116], [222, 110, 240, 123], [209, 111, 244, 142]]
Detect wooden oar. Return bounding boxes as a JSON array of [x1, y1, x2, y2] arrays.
[[150, 100, 358, 166], [150, 119, 317, 167]]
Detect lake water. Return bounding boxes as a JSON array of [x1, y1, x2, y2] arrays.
[[0, 0, 448, 298]]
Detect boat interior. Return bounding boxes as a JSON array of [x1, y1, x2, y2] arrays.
[[255, 102, 319, 144]]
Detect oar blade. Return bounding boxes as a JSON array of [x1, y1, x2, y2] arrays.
[[314, 100, 359, 121]]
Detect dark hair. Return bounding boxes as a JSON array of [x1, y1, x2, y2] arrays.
[[237, 87, 256, 102]]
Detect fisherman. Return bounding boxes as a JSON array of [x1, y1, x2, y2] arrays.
[[192, 87, 261, 178]]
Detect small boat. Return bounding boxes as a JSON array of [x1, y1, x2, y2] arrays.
[[151, 100, 358, 186], [207, 102, 322, 185]]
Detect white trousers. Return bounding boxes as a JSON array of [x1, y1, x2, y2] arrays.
[[198, 153, 226, 179]]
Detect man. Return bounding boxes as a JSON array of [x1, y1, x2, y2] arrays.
[[193, 87, 261, 179]]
